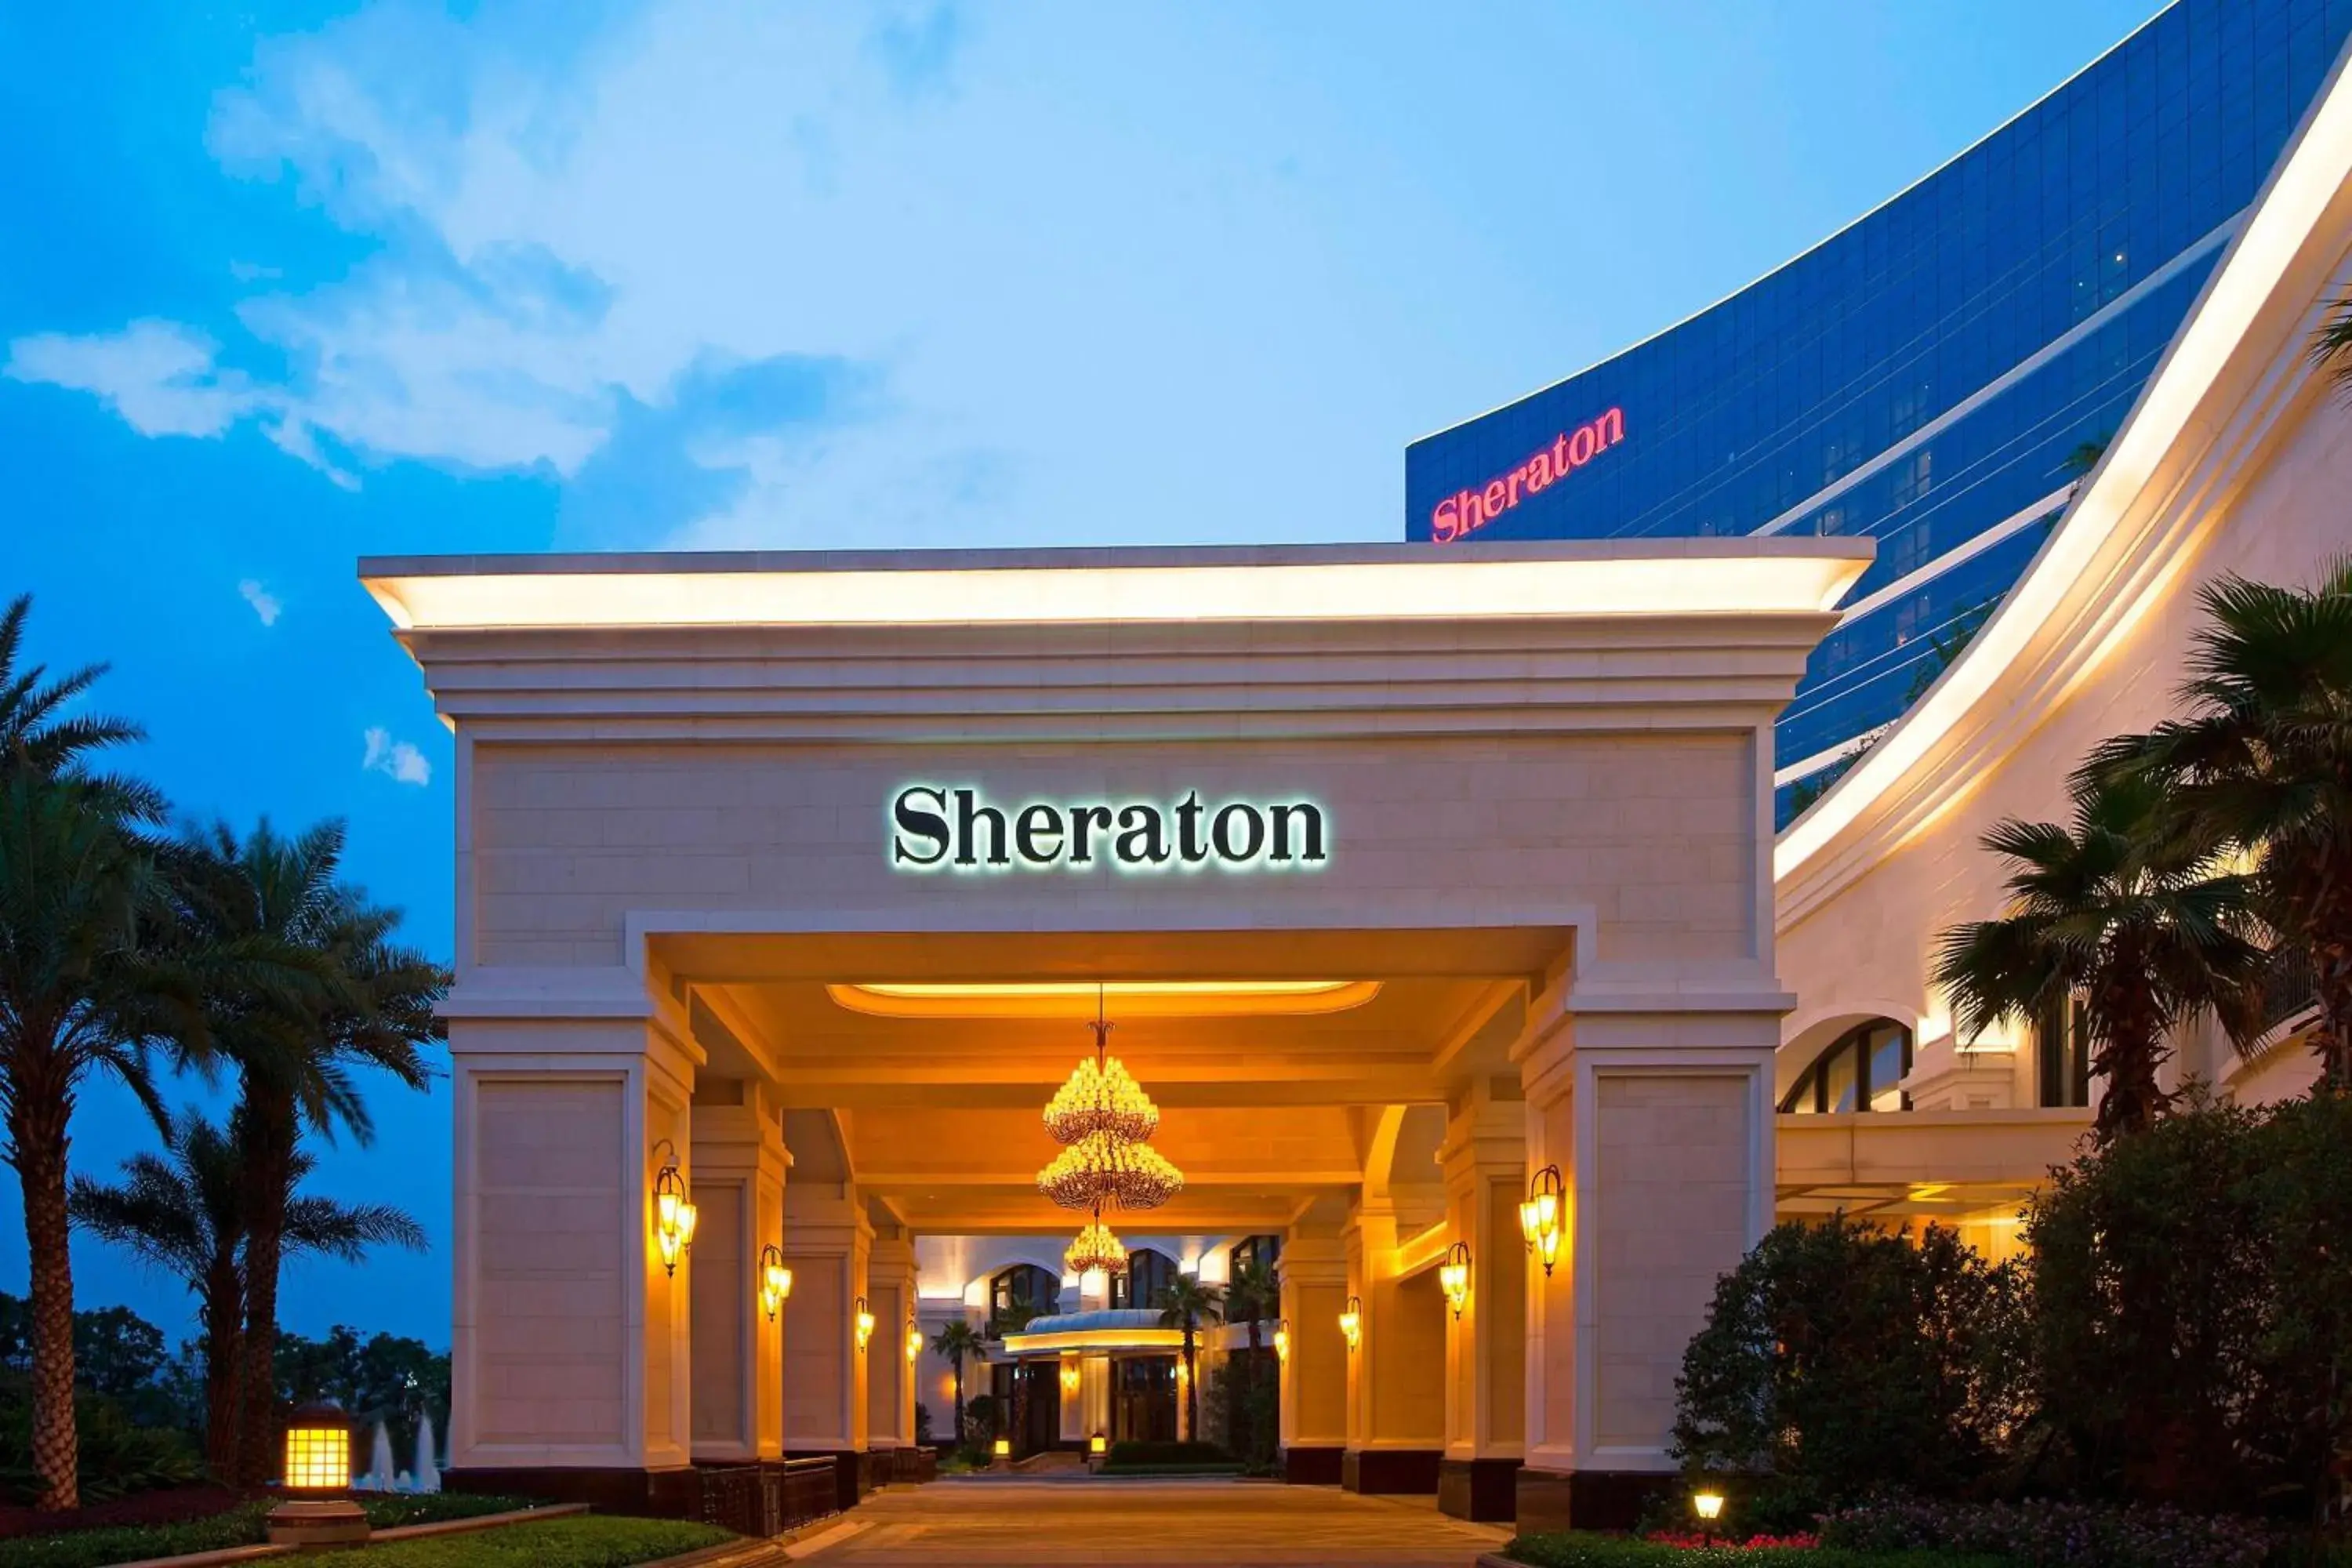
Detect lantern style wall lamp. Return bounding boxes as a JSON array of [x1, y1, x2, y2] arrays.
[[854, 1296, 877, 1352], [1338, 1295, 1362, 1351], [758, 1245, 791, 1321], [1439, 1242, 1472, 1319], [906, 1319, 924, 1362], [267, 1403, 367, 1545], [651, 1140, 697, 1276], [1272, 1319, 1291, 1362], [1520, 1163, 1565, 1277], [1059, 1360, 1082, 1396]]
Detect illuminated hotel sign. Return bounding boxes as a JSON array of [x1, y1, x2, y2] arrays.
[[891, 786, 1329, 872], [1431, 405, 1626, 545]]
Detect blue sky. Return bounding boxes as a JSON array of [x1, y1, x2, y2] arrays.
[[0, 0, 2160, 1350]]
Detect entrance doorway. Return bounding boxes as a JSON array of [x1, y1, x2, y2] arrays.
[[990, 1362, 1061, 1455], [1111, 1357, 1178, 1444]]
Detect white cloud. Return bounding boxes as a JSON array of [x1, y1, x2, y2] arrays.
[[9, 2, 1470, 546], [361, 727, 432, 786], [5, 320, 263, 438], [238, 579, 283, 626]]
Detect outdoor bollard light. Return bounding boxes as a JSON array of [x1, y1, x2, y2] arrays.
[[267, 1403, 368, 1546], [1090, 1432, 1106, 1455], [1439, 1241, 1472, 1319], [651, 1140, 697, 1277], [759, 1244, 790, 1320], [855, 1295, 876, 1352], [1521, 1163, 1565, 1277], [1272, 1318, 1290, 1362], [1693, 1488, 1726, 1544], [1338, 1295, 1362, 1351]]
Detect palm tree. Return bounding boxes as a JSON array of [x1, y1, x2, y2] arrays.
[[0, 596, 189, 1509], [69, 1106, 424, 1475], [1933, 770, 2269, 1142], [1222, 1257, 1280, 1464], [1155, 1274, 1224, 1445], [169, 820, 445, 1483], [2086, 563, 2352, 1089], [929, 1319, 983, 1450]]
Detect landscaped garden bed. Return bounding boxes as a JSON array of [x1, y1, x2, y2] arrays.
[[307, 1514, 734, 1568], [1500, 1537, 2007, 1568], [0, 1493, 549, 1568]]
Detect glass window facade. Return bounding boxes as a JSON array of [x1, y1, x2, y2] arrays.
[[1403, 0, 2352, 826], [1781, 1018, 1915, 1114]]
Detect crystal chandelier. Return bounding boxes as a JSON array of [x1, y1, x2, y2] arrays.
[[1038, 1131, 1183, 1211], [1063, 1206, 1127, 1277], [1036, 990, 1183, 1213], [1043, 1037, 1160, 1146]]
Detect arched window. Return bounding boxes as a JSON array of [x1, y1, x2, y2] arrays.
[[1111, 1249, 1177, 1310], [989, 1264, 1060, 1329], [1780, 1018, 1913, 1114]]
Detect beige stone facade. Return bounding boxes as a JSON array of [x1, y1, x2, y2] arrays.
[[368, 538, 1863, 1526]]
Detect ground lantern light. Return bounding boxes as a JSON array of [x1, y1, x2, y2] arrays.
[[1521, 1163, 1565, 1277], [759, 1244, 790, 1321], [1439, 1242, 1471, 1319], [651, 1140, 697, 1277], [1693, 1487, 1726, 1544], [267, 1403, 368, 1546], [1338, 1295, 1362, 1351]]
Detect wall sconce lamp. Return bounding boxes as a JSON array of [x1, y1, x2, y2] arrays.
[[1520, 1163, 1565, 1277], [906, 1319, 924, 1362], [1439, 1242, 1471, 1319], [1272, 1319, 1290, 1362], [651, 1140, 697, 1277], [1338, 1296, 1362, 1352], [1059, 1361, 1082, 1396], [758, 1245, 791, 1321], [854, 1296, 876, 1352]]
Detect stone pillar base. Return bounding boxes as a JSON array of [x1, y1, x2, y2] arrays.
[[1439, 1457, 1521, 1522], [1281, 1445, 1344, 1485], [1340, 1448, 1440, 1494], [444, 1465, 699, 1519], [785, 1448, 869, 1512], [1513, 1467, 1676, 1534]]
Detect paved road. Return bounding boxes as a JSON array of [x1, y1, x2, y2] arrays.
[[790, 1478, 1511, 1568]]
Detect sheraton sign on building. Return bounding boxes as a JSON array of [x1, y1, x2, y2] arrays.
[[891, 785, 1330, 872]]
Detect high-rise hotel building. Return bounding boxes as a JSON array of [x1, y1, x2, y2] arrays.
[[1406, 0, 2352, 822]]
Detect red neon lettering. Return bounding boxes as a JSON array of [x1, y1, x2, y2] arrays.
[[1429, 407, 1628, 545]]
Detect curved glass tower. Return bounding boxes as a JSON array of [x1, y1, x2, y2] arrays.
[[1404, 0, 2352, 824]]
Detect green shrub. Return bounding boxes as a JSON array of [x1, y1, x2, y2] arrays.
[[1104, 1439, 1227, 1467], [0, 1382, 200, 1504], [1821, 1496, 2281, 1568], [1503, 1532, 2009, 1568], [1671, 1216, 2030, 1520], [2022, 1096, 2352, 1514]]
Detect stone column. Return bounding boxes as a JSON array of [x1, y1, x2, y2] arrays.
[[1278, 1231, 1348, 1484], [865, 1229, 919, 1454], [1341, 1201, 1443, 1495], [1439, 1083, 1528, 1522], [444, 996, 702, 1513], [782, 1171, 872, 1509], [688, 1082, 789, 1461], [1514, 978, 1780, 1532]]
